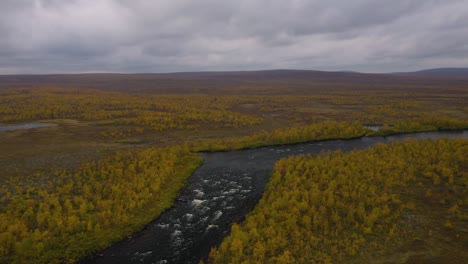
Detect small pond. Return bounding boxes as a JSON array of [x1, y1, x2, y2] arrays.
[[0, 123, 50, 132]]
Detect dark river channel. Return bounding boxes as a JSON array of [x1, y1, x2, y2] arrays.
[[83, 130, 467, 264]]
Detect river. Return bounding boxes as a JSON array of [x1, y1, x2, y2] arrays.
[[83, 130, 467, 264], [0, 123, 50, 131]]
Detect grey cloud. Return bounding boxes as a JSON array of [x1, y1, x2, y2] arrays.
[[0, 0, 467, 74]]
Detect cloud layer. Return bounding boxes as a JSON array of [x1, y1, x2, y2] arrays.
[[1, 0, 467, 73]]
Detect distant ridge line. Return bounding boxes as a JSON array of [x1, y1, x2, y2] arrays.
[[1, 67, 468, 77]]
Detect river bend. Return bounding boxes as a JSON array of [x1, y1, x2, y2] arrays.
[[84, 131, 467, 264]]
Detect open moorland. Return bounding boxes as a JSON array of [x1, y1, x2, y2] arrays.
[[0, 70, 467, 263]]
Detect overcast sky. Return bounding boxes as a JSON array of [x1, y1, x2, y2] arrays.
[[1, 0, 467, 74]]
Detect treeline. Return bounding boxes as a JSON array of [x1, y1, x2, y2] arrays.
[[374, 115, 468, 135], [208, 138, 467, 263], [1, 87, 466, 140], [354, 100, 468, 129], [191, 121, 369, 151], [0, 87, 263, 137], [0, 146, 203, 263]]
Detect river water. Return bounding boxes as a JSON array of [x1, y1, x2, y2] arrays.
[[83, 130, 467, 264], [0, 123, 50, 131]]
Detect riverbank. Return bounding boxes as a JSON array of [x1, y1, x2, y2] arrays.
[[208, 137, 468, 264], [0, 146, 203, 264], [83, 130, 467, 264]]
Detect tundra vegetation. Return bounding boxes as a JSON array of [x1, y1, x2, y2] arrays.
[[208, 138, 468, 264], [0, 73, 467, 263]]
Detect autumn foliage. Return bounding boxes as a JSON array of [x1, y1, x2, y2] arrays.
[[191, 121, 369, 151], [208, 138, 467, 264], [0, 145, 202, 263], [0, 87, 263, 138]]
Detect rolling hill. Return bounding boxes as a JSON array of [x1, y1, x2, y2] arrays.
[[1, 68, 467, 94]]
